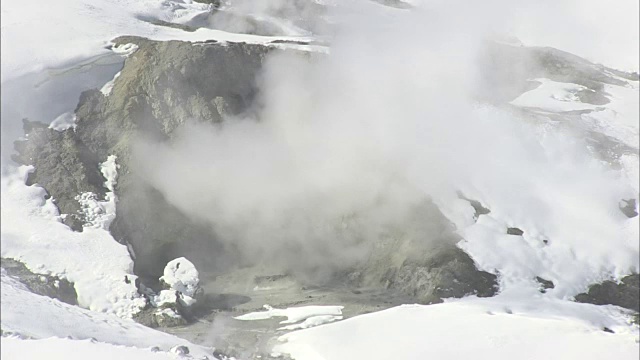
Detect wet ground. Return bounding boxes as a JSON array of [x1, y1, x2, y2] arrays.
[[162, 268, 414, 358]]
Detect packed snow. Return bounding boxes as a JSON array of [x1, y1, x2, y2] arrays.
[[1, 163, 146, 318], [0, 270, 214, 358], [160, 257, 200, 299], [274, 299, 639, 360], [1, 337, 189, 360], [153, 257, 201, 309]]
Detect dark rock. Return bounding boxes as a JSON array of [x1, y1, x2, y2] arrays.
[[507, 227, 524, 236], [63, 214, 85, 232], [1, 258, 78, 305], [457, 192, 490, 220], [574, 274, 639, 312], [343, 201, 498, 304], [12, 119, 107, 231], [133, 305, 188, 328], [619, 199, 638, 218], [535, 276, 555, 293], [602, 327, 615, 333], [171, 345, 190, 356]]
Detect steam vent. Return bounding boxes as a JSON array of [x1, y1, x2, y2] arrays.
[[1, 1, 639, 359]]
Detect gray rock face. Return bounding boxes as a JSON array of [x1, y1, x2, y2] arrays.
[[535, 276, 555, 293], [12, 121, 106, 231], [619, 199, 638, 218], [28, 38, 621, 309], [14, 37, 277, 280], [22, 37, 633, 310], [574, 274, 639, 312], [340, 201, 497, 304], [1, 258, 78, 305]]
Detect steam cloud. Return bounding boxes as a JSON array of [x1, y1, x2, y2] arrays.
[[134, 0, 636, 278]]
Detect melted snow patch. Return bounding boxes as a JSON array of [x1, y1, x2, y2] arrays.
[[48, 112, 77, 131], [236, 305, 344, 325]]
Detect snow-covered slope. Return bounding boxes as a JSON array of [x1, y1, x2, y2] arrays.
[[1, 162, 147, 318], [0, 269, 214, 358], [274, 299, 639, 360], [1, 337, 191, 360], [0, 0, 315, 83]]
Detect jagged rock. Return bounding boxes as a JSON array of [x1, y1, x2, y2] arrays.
[[391, 245, 498, 304], [12, 120, 106, 231], [619, 199, 638, 218], [507, 227, 524, 236], [457, 192, 491, 220], [342, 201, 498, 304], [133, 304, 188, 328], [574, 274, 639, 312], [535, 276, 555, 293], [1, 258, 78, 305], [13, 36, 289, 278]]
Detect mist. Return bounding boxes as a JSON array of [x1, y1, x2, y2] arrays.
[[134, 0, 636, 279]]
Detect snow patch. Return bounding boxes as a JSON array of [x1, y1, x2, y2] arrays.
[[0, 337, 183, 360], [48, 112, 77, 131], [278, 315, 343, 331], [76, 155, 119, 230], [111, 43, 140, 57], [160, 257, 200, 299], [236, 305, 344, 325], [100, 71, 121, 96], [274, 299, 639, 360]]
